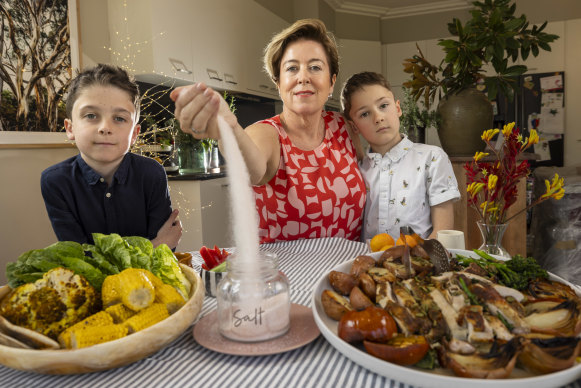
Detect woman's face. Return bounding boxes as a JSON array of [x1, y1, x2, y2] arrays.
[[277, 39, 336, 116]]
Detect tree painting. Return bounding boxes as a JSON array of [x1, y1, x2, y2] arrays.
[[0, 0, 71, 132]]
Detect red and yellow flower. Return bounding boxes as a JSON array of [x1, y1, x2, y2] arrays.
[[464, 122, 565, 225]]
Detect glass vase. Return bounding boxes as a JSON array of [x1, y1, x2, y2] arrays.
[[176, 139, 208, 174], [476, 221, 511, 258]]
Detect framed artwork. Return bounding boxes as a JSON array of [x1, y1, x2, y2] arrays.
[[0, 0, 80, 140]]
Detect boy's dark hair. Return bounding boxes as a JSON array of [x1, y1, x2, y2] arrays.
[[341, 71, 392, 120], [65, 64, 141, 119]]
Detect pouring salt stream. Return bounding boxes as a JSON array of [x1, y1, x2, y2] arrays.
[[213, 116, 291, 342]]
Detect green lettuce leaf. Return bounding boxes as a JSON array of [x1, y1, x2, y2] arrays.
[[124, 236, 153, 257], [92, 233, 132, 269], [151, 244, 191, 298], [82, 244, 120, 275], [60, 256, 105, 290]]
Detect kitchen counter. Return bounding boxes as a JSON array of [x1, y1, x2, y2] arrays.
[[167, 168, 226, 181]]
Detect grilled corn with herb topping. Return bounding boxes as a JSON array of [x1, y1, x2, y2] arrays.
[[124, 303, 169, 333], [70, 324, 128, 349]]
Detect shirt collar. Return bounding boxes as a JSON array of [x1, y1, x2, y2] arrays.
[[365, 134, 413, 163], [74, 153, 131, 185]]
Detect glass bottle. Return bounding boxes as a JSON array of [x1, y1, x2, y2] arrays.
[[216, 251, 290, 342]]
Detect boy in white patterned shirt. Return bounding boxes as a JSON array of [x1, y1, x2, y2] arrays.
[[341, 71, 460, 242]]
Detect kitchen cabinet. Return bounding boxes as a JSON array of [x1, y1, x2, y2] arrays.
[[243, 2, 288, 99], [168, 177, 232, 252], [104, 0, 288, 94], [106, 0, 195, 87], [189, 0, 246, 93]]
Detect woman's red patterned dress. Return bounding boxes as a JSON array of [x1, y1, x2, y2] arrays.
[[253, 111, 366, 243]]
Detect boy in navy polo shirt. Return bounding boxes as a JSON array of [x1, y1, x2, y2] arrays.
[[41, 64, 182, 249]]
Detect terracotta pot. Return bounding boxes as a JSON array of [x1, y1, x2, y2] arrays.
[[436, 88, 493, 156]]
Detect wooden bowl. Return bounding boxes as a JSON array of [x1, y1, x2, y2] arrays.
[[0, 264, 204, 374]]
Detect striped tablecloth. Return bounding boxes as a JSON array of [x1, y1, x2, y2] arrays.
[[1, 237, 580, 388]]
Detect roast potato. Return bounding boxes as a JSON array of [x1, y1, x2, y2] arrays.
[[329, 271, 357, 295], [350, 255, 376, 278], [358, 273, 376, 302], [321, 289, 353, 321], [350, 286, 374, 311]]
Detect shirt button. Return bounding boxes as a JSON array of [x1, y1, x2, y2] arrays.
[[106, 192, 111, 198], [100, 178, 105, 183]]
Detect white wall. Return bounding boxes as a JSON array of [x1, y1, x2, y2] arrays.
[[0, 146, 79, 284]]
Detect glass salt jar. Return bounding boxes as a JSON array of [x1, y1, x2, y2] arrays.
[[216, 251, 290, 342]]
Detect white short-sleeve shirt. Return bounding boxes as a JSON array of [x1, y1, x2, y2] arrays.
[[359, 136, 460, 241]]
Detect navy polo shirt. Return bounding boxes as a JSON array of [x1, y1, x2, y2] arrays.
[[41, 153, 172, 244]]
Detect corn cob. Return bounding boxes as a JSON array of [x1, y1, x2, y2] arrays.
[[101, 274, 122, 308], [69, 324, 128, 349], [105, 303, 136, 323], [116, 268, 155, 311], [142, 270, 164, 288], [155, 283, 186, 314], [124, 303, 169, 333], [57, 311, 113, 349]]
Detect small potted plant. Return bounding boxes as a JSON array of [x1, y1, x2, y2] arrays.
[[399, 87, 440, 144], [402, 0, 558, 156]]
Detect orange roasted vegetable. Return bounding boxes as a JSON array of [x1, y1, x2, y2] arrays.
[[364, 335, 430, 366], [338, 306, 397, 343]]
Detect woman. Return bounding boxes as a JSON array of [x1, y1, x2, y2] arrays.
[[171, 19, 365, 243]]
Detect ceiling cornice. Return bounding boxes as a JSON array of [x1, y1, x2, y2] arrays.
[[325, 0, 472, 19]]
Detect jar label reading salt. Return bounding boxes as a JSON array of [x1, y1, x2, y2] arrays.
[[233, 306, 265, 327], [219, 293, 290, 342]]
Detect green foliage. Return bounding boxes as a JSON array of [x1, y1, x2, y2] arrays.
[[399, 87, 440, 135], [402, 0, 559, 108], [456, 249, 548, 290], [6, 233, 191, 295]]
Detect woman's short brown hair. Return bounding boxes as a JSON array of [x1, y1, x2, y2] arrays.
[[341, 71, 392, 120], [263, 18, 339, 85]]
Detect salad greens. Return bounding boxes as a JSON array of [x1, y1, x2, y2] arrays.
[[6, 241, 105, 289], [6, 233, 189, 296], [151, 244, 191, 298], [455, 249, 548, 290]]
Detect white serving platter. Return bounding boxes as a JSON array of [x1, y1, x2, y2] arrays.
[[312, 249, 581, 388]]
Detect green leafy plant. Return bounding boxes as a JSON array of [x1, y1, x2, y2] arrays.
[[399, 87, 440, 135], [402, 0, 558, 108]]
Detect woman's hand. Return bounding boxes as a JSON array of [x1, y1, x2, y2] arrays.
[[170, 82, 238, 140]]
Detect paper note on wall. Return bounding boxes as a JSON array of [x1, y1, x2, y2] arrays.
[[541, 92, 564, 109], [539, 107, 565, 134], [534, 140, 552, 161], [540, 75, 563, 91]]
